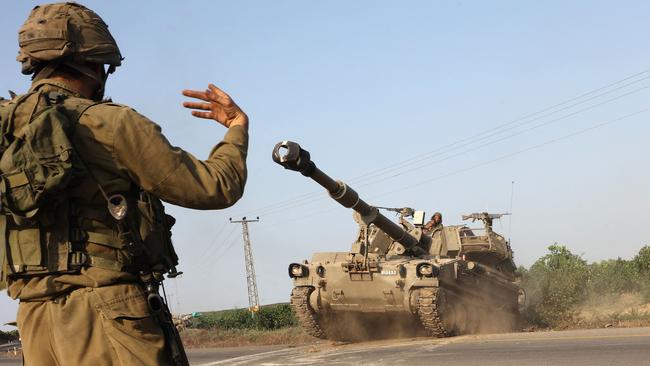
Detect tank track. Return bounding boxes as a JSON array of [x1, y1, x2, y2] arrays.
[[290, 286, 326, 339], [416, 287, 449, 338]]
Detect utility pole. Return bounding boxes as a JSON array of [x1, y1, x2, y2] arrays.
[[229, 216, 260, 317]]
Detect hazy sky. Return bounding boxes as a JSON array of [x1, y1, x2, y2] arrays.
[[1, 1, 649, 328]]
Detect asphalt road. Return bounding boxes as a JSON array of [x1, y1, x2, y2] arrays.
[[0, 343, 19, 353], [190, 327, 650, 366], [1, 327, 649, 365]]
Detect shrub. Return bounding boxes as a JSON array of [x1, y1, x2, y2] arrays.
[[588, 258, 641, 296], [190, 304, 297, 331], [522, 244, 588, 327], [256, 304, 297, 330]]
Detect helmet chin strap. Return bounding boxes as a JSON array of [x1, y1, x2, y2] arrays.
[[32, 60, 63, 82], [93, 64, 116, 101], [86, 64, 117, 101]]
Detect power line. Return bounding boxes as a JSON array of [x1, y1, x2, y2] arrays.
[[260, 105, 650, 226], [193, 225, 238, 272], [252, 82, 650, 218], [239, 68, 650, 218], [371, 106, 650, 198], [347, 77, 650, 186], [356, 83, 650, 183], [193, 233, 241, 280], [193, 219, 230, 265]]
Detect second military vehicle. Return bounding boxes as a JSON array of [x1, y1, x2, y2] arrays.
[[273, 141, 524, 340]]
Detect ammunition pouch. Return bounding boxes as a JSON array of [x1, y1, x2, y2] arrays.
[[135, 192, 179, 274], [2, 192, 179, 278]]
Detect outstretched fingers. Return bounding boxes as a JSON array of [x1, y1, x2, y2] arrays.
[[190, 111, 214, 119], [182, 88, 218, 118], [182, 101, 211, 110], [182, 89, 209, 101]]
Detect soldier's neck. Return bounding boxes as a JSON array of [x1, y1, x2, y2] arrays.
[[47, 75, 98, 100]]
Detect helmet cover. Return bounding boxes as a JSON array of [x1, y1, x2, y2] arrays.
[[17, 2, 122, 75]]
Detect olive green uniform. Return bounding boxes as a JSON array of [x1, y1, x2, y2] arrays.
[[4, 79, 248, 365], [429, 223, 443, 235], [423, 222, 443, 236]]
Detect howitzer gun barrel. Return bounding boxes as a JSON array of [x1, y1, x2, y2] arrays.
[[272, 141, 418, 249]]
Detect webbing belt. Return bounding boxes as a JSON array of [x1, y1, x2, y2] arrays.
[[3, 223, 129, 274], [68, 227, 129, 271], [70, 229, 123, 249], [68, 251, 124, 272]]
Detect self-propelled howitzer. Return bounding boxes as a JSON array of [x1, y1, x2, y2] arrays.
[[273, 141, 523, 340]]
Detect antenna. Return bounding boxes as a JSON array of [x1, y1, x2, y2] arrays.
[[229, 216, 261, 317], [174, 277, 181, 315], [508, 181, 515, 242]]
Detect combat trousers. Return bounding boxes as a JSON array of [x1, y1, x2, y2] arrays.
[[17, 283, 170, 366]]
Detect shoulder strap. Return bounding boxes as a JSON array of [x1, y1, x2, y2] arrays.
[[56, 96, 115, 203], [59, 95, 103, 123], [0, 92, 40, 150]]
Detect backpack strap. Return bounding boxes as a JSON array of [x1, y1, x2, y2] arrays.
[[0, 92, 39, 149], [0, 215, 7, 289], [0, 93, 39, 281], [60, 96, 114, 203]]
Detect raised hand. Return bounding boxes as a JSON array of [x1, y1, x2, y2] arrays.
[[182, 84, 248, 129]]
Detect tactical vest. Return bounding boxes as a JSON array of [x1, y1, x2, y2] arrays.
[[0, 89, 180, 288]]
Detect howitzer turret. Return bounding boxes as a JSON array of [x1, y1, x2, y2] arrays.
[[273, 141, 419, 251], [274, 140, 524, 341]]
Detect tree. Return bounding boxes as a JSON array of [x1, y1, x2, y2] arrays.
[[633, 245, 650, 274], [633, 245, 650, 301], [588, 258, 641, 296]]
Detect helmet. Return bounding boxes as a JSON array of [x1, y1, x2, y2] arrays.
[[17, 2, 122, 78]]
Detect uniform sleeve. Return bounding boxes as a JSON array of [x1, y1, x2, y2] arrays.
[[111, 107, 248, 209]]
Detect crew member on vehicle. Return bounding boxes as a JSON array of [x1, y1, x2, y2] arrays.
[[423, 212, 443, 235]]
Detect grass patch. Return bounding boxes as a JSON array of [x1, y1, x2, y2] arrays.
[[568, 294, 650, 329], [181, 326, 312, 348]]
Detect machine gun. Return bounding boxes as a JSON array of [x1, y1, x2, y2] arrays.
[[462, 212, 510, 229], [272, 141, 421, 253], [376, 206, 415, 218]]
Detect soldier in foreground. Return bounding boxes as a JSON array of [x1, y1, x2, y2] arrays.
[[0, 2, 248, 365]]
